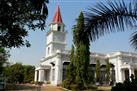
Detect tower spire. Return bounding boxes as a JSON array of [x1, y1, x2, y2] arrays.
[[52, 5, 63, 23]]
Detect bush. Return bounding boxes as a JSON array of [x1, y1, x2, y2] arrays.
[[111, 75, 137, 91], [70, 84, 84, 91], [62, 79, 71, 89], [5, 83, 16, 90], [111, 83, 125, 91], [87, 85, 97, 90]]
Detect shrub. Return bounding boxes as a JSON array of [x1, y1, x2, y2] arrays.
[[87, 85, 97, 90], [62, 79, 71, 89], [70, 84, 84, 91], [111, 83, 125, 91], [111, 75, 137, 91], [5, 83, 16, 90]]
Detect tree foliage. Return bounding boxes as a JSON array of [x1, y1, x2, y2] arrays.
[[4, 63, 24, 83], [74, 12, 90, 87], [67, 45, 75, 82], [106, 59, 111, 85], [3, 63, 35, 83], [23, 65, 35, 83], [111, 75, 137, 91], [96, 59, 100, 83], [84, 0, 137, 49], [0, 0, 49, 48], [0, 47, 9, 74], [62, 45, 76, 89], [63, 12, 90, 90]]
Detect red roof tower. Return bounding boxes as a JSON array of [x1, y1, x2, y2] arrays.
[[52, 5, 63, 23]]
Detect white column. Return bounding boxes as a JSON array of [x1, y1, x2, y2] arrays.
[[38, 70, 41, 82], [38, 70, 45, 82], [55, 54, 62, 85], [129, 68, 134, 77], [118, 68, 123, 82], [50, 68, 53, 83], [34, 70, 38, 82], [121, 69, 125, 82], [115, 57, 123, 83]]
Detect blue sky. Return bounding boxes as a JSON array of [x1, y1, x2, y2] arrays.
[[9, 0, 136, 66]]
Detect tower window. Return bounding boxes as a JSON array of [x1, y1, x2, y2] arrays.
[[58, 26, 61, 31]]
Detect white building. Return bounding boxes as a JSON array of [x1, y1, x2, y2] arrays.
[[34, 6, 137, 85]]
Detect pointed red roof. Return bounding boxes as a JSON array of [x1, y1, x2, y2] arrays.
[[52, 5, 63, 23]]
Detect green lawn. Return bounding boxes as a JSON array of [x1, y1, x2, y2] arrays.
[[63, 86, 111, 91], [98, 86, 111, 91]]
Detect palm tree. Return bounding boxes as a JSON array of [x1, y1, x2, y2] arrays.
[[84, 0, 137, 49]]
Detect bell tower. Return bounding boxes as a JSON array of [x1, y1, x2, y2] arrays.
[[46, 5, 66, 57]]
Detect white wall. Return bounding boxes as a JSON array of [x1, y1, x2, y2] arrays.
[[46, 32, 53, 44]]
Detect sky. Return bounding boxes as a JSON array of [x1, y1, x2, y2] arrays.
[[9, 0, 136, 66]]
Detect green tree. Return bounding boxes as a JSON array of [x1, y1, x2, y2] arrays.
[[88, 65, 95, 84], [4, 63, 35, 83], [0, 48, 9, 74], [4, 63, 24, 83], [106, 59, 111, 85], [73, 12, 90, 88], [84, 0, 137, 49], [63, 12, 90, 90], [63, 45, 76, 89], [0, 0, 49, 48], [96, 59, 100, 83], [23, 65, 35, 83], [67, 45, 75, 82]]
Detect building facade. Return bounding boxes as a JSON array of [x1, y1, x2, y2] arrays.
[[34, 6, 137, 85]]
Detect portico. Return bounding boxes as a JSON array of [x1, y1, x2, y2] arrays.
[[121, 63, 137, 82], [34, 65, 51, 83]]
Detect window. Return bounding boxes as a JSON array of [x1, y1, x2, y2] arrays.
[[58, 26, 61, 31]]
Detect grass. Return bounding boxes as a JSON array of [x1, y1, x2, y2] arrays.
[[97, 86, 111, 91], [62, 86, 111, 91], [5, 83, 38, 90]]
